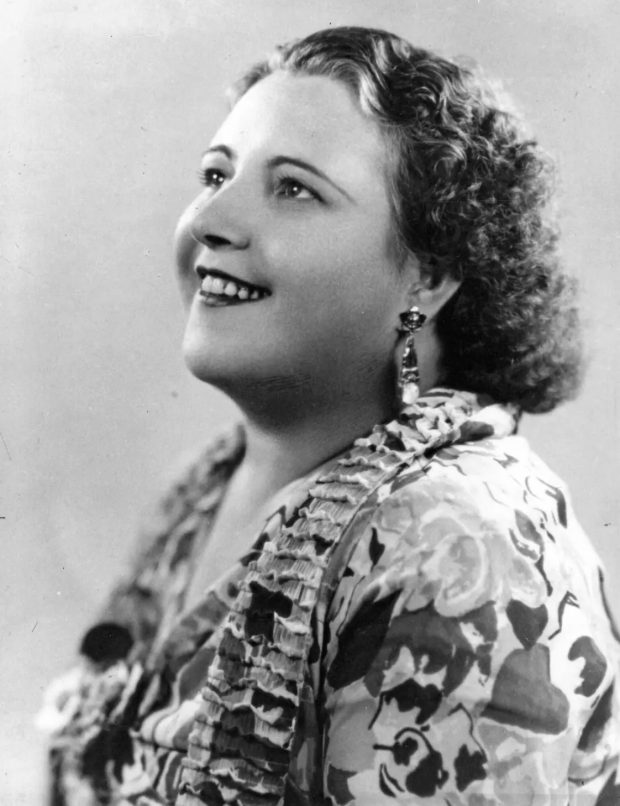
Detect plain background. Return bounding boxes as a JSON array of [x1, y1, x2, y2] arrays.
[[2, 0, 619, 801]]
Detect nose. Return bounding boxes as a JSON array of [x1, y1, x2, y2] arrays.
[[187, 185, 251, 252], [174, 176, 253, 307]]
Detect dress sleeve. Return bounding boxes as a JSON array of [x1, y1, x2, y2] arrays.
[[40, 431, 242, 805], [319, 468, 620, 805]]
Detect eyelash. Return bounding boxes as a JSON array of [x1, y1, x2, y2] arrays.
[[197, 168, 321, 202], [273, 175, 320, 201], [198, 167, 226, 188]]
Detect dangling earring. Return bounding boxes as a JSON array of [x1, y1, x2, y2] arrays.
[[397, 306, 427, 409]]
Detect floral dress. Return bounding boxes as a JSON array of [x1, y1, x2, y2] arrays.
[[41, 389, 620, 805]]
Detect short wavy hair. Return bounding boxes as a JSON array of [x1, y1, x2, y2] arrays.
[[231, 27, 583, 413]]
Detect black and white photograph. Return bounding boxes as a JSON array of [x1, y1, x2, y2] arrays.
[[3, 1, 619, 802]]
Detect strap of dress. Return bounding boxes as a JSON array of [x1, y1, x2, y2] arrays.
[[176, 390, 492, 806]]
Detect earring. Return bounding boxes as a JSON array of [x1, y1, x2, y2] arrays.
[[397, 306, 427, 409]]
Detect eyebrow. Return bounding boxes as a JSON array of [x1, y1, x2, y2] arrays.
[[202, 145, 354, 202], [202, 144, 235, 160]]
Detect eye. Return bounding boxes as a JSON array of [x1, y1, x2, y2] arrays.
[[198, 167, 227, 188], [274, 176, 319, 201]]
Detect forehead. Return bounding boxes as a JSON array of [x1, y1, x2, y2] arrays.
[[212, 71, 388, 178]]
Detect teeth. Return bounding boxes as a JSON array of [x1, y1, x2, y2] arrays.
[[211, 277, 225, 294], [201, 273, 265, 302]]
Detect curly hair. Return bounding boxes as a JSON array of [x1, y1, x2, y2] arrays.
[[231, 27, 583, 413]]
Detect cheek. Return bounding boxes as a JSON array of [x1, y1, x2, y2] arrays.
[[270, 257, 400, 364], [292, 241, 403, 325]]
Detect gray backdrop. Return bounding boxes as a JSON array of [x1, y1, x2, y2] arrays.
[[2, 0, 619, 800]]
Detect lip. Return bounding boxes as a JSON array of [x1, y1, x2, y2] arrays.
[[195, 266, 270, 296], [198, 291, 249, 307]]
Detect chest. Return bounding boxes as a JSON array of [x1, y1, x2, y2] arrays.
[[183, 502, 261, 612]]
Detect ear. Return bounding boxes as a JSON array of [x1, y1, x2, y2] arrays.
[[406, 266, 461, 322]]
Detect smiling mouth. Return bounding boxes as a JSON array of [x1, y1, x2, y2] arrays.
[[196, 267, 270, 306]]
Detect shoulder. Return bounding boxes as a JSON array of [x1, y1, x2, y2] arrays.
[[96, 425, 244, 640], [130, 424, 244, 564], [324, 430, 620, 717], [319, 435, 620, 801], [334, 433, 584, 616], [142, 425, 244, 534]]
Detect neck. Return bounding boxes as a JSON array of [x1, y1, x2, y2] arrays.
[[214, 326, 444, 504], [237, 380, 393, 501]]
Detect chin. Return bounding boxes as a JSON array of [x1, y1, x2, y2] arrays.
[[182, 335, 260, 392], [183, 339, 226, 386], [181, 309, 234, 384]]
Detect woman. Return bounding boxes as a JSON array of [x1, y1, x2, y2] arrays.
[[41, 26, 620, 805]]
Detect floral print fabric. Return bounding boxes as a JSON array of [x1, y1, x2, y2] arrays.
[[313, 437, 620, 804], [43, 391, 620, 804]]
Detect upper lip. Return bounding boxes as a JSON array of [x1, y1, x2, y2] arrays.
[[195, 266, 269, 294]]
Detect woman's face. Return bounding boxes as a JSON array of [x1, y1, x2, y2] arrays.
[[175, 71, 417, 401]]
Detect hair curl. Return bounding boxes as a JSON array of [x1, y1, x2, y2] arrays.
[[231, 26, 583, 413]]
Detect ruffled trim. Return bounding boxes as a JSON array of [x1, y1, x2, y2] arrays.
[[176, 389, 514, 805]]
